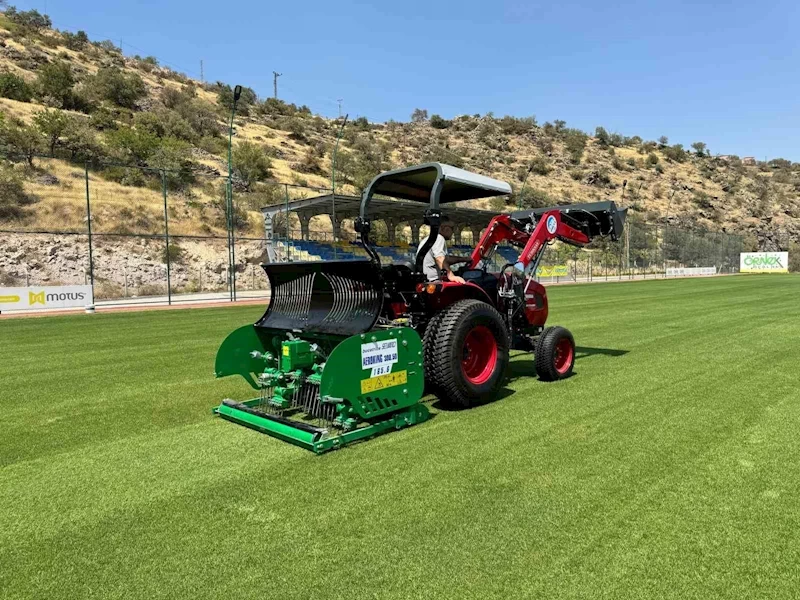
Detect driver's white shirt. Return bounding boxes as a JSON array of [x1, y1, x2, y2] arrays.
[[418, 234, 447, 281]]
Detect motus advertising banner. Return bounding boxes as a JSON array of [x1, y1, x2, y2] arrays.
[[740, 252, 789, 273], [0, 285, 93, 311]]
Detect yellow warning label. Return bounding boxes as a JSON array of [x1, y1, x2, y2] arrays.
[[0, 295, 21, 303], [282, 345, 289, 356], [360, 370, 407, 394]]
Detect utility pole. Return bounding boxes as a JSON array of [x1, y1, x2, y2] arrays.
[[273, 71, 282, 99], [337, 99, 343, 118], [200, 59, 204, 82]]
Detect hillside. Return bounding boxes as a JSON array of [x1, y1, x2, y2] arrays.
[[1, 7, 799, 256]]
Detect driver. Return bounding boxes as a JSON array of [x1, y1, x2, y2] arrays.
[[418, 218, 468, 283]]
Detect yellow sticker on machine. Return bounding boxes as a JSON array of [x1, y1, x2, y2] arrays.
[[360, 370, 407, 394], [282, 345, 289, 356]]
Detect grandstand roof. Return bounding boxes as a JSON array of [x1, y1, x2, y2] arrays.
[[261, 194, 499, 229]]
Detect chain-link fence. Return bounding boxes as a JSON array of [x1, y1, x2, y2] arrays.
[[1, 156, 749, 312], [0, 157, 328, 308]]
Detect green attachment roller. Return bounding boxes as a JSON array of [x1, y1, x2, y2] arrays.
[[213, 324, 429, 453]]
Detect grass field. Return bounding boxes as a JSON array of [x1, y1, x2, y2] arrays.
[[2, 275, 799, 599]]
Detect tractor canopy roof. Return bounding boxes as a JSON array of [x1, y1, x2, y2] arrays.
[[362, 162, 512, 206]]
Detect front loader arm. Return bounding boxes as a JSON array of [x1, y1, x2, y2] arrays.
[[468, 215, 530, 269], [469, 211, 591, 272]]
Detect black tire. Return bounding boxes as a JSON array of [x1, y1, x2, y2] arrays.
[[422, 310, 445, 395], [429, 299, 510, 408], [534, 326, 575, 381]]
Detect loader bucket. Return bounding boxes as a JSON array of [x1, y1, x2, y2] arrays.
[[257, 259, 384, 337]]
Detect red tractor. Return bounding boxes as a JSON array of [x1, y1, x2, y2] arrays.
[[263, 163, 626, 409]]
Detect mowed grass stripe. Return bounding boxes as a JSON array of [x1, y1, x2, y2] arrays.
[[1, 275, 799, 599]]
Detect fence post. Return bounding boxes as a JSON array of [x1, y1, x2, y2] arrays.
[[84, 162, 95, 301], [284, 184, 292, 263], [161, 170, 172, 306]]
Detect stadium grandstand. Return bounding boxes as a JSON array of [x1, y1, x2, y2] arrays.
[[261, 194, 521, 268]]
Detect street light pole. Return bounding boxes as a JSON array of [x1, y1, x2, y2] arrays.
[[331, 114, 348, 258], [227, 84, 242, 301]]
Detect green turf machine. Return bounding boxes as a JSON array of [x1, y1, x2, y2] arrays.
[[213, 261, 428, 453]]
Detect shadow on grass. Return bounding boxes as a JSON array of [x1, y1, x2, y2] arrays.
[[575, 346, 630, 359], [430, 346, 630, 411]]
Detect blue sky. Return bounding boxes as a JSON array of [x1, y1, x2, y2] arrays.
[[17, 0, 800, 160]]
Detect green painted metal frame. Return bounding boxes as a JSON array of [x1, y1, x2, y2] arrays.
[[214, 398, 429, 454], [213, 326, 430, 453]]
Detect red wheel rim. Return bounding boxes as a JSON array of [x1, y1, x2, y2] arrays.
[[461, 325, 498, 385], [554, 338, 574, 375]]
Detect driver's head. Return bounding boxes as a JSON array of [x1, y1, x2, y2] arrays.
[[440, 219, 456, 241]]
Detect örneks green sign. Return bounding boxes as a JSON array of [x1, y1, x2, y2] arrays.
[[740, 252, 789, 273]]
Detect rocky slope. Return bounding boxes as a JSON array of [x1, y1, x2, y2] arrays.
[[1, 7, 798, 290]]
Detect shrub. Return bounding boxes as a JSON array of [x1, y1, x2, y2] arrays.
[[281, 117, 306, 141], [353, 116, 370, 131], [61, 117, 101, 162], [90, 67, 146, 109], [517, 187, 551, 209], [564, 129, 588, 164], [0, 71, 33, 102], [429, 114, 450, 129], [663, 144, 687, 163], [36, 61, 75, 108], [296, 146, 323, 175], [215, 83, 257, 116], [769, 158, 792, 169], [0, 118, 43, 166], [89, 105, 120, 131], [95, 40, 121, 53], [530, 156, 551, 176], [693, 191, 713, 208], [691, 141, 707, 157], [4, 7, 52, 30], [105, 127, 160, 164], [410, 108, 428, 123], [134, 109, 196, 142], [33, 109, 70, 156], [595, 126, 610, 147], [790, 242, 800, 273], [214, 185, 250, 230], [147, 137, 195, 189], [198, 135, 226, 155], [62, 30, 89, 50], [498, 115, 536, 135], [232, 141, 272, 190], [163, 243, 185, 264], [0, 163, 37, 219], [646, 152, 659, 166]]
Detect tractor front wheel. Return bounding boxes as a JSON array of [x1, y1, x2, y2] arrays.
[[534, 326, 575, 381], [429, 299, 509, 408]]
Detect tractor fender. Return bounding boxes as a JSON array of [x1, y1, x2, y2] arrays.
[[417, 281, 494, 312]]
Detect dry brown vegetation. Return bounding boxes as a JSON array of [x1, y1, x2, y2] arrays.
[[0, 10, 798, 251]]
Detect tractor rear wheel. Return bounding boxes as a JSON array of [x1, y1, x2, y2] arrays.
[[422, 310, 445, 396], [534, 326, 575, 381], [429, 299, 509, 408]]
